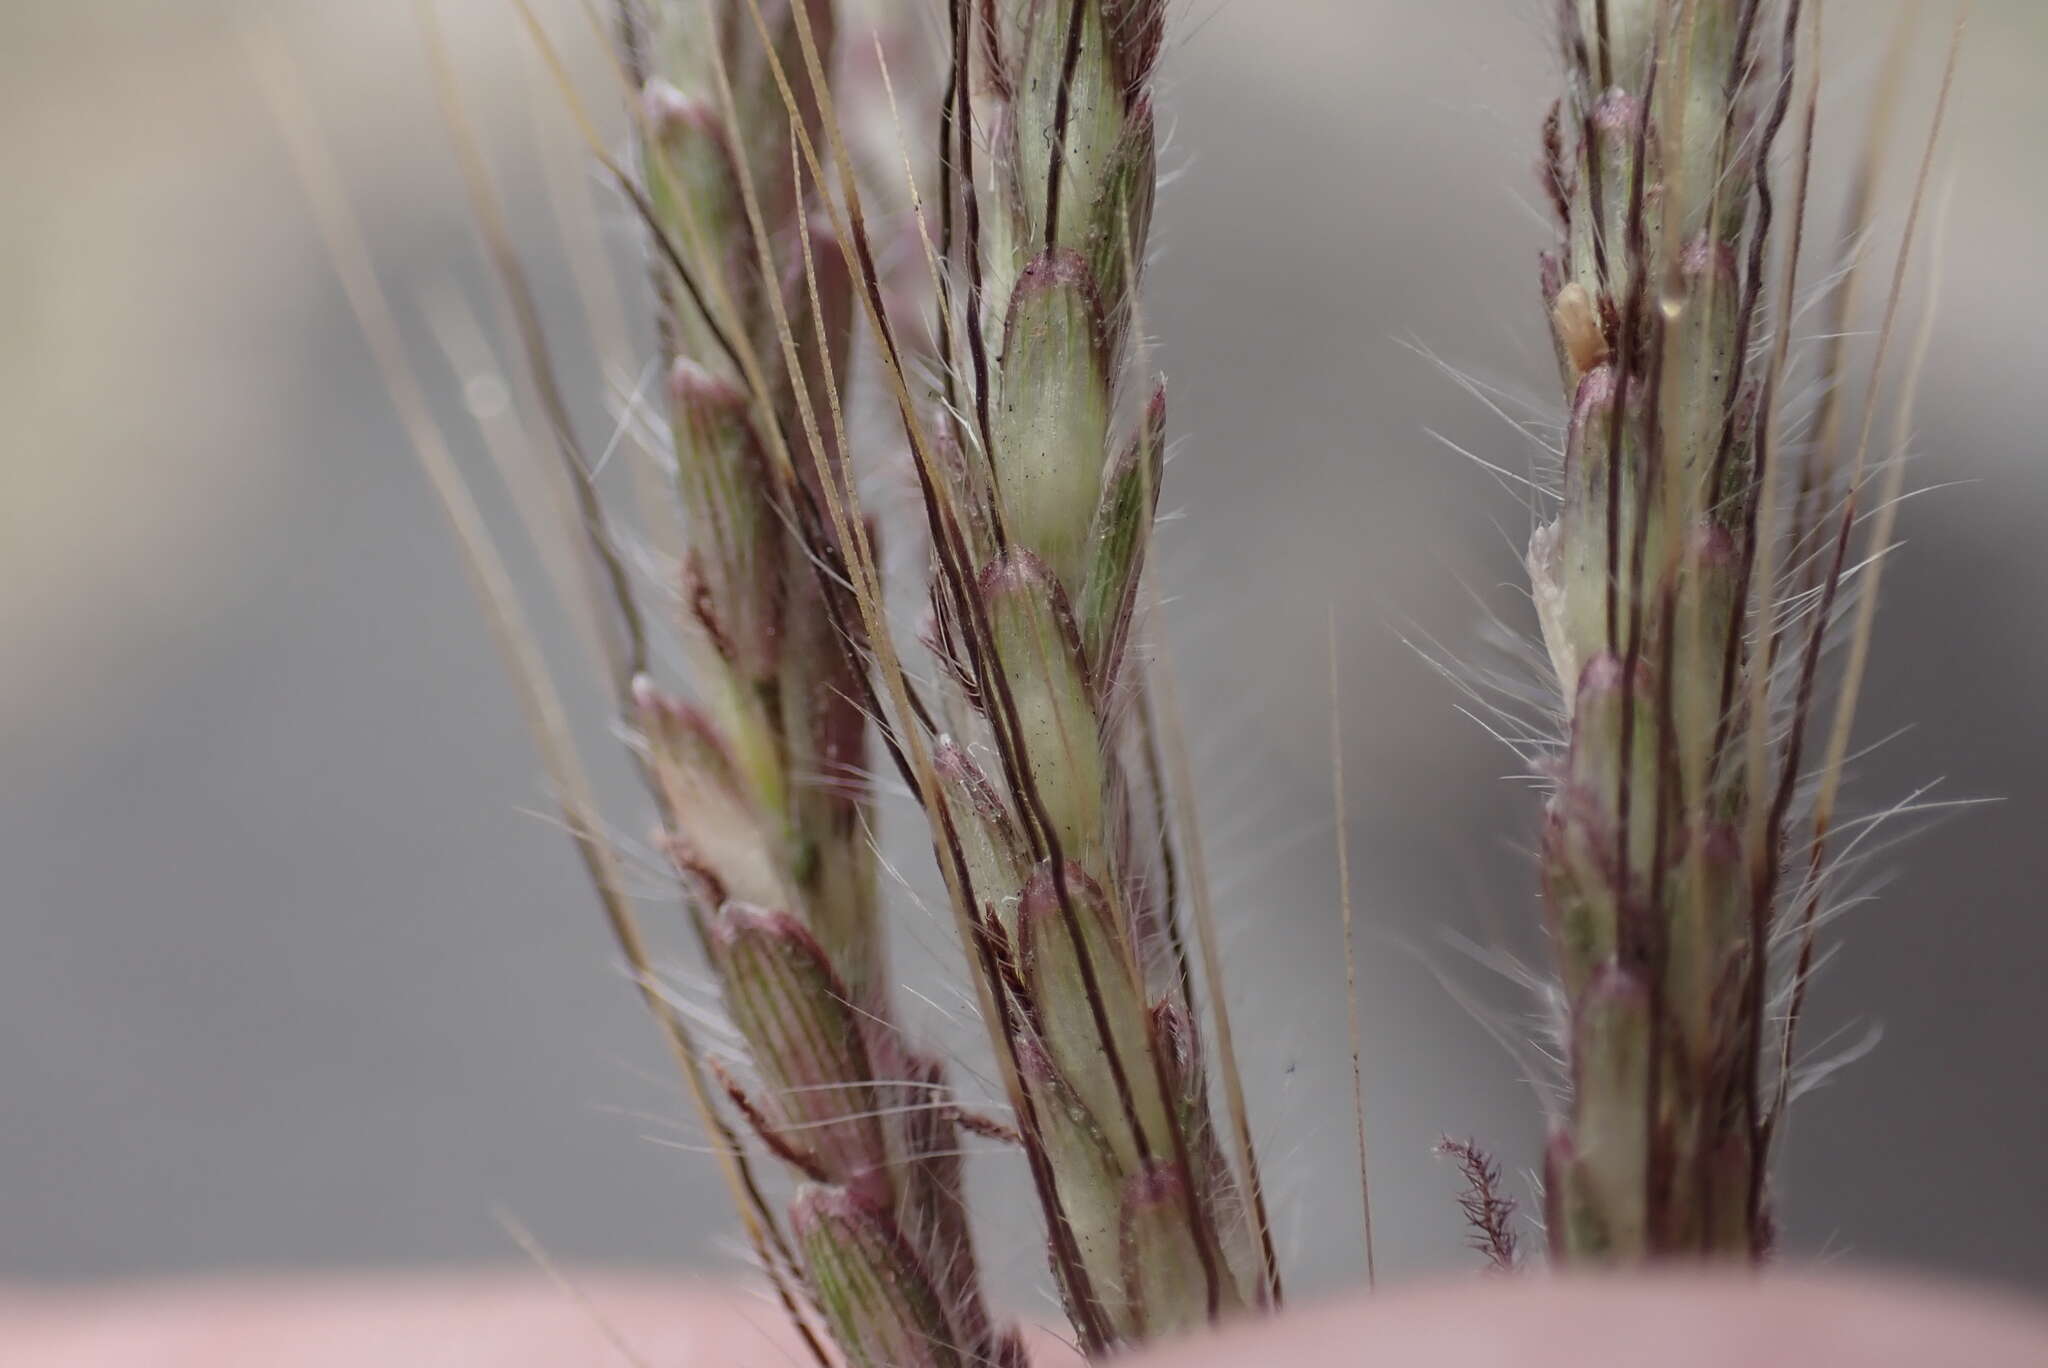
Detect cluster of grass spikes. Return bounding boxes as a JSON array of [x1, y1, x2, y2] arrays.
[[250, 0, 1968, 1362]]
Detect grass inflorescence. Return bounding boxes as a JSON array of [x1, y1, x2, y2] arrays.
[[260, 0, 1971, 1360], [1524, 0, 1959, 1262]]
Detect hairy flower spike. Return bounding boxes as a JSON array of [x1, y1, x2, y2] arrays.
[[1534, 0, 1770, 1256], [904, 0, 1271, 1348], [1519, 0, 1910, 1263], [627, 5, 1003, 1363]]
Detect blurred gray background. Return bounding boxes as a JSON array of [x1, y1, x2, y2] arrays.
[[4, 0, 2044, 1308]]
